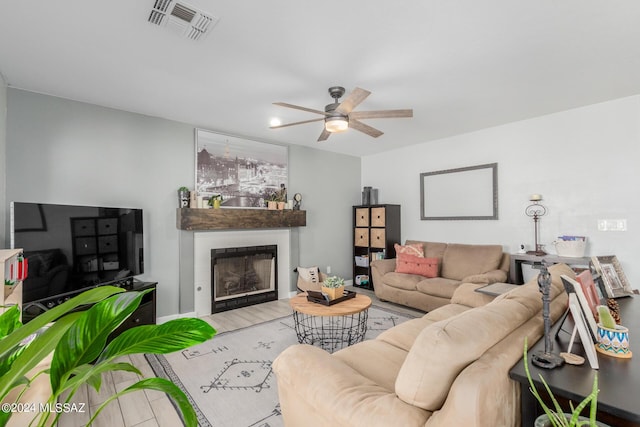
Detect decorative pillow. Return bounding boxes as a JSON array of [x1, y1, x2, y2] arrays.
[[394, 243, 424, 258], [297, 266, 320, 283], [395, 253, 439, 278]]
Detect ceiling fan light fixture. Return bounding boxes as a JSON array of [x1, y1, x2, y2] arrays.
[[325, 116, 349, 133]]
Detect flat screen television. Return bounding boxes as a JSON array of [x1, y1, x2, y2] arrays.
[[10, 202, 144, 308]]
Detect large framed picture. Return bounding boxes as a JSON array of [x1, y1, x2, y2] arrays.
[[195, 129, 288, 208]]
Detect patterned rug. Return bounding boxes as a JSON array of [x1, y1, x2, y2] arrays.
[[145, 305, 415, 427]]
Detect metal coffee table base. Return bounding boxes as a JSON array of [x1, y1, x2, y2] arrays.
[[292, 310, 368, 353]]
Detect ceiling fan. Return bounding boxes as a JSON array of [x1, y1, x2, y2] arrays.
[[270, 86, 413, 142]]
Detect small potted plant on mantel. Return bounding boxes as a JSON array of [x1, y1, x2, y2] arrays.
[[321, 276, 345, 301], [266, 193, 278, 210], [177, 186, 190, 208], [266, 192, 287, 210], [208, 194, 223, 209]]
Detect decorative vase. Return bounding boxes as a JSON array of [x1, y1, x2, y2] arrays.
[[212, 199, 221, 209], [596, 323, 632, 358], [277, 201, 286, 210], [321, 285, 345, 301], [267, 201, 277, 210], [178, 190, 190, 208]]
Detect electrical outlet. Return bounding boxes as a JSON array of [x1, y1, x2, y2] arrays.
[[327, 265, 331, 274], [597, 219, 627, 231]]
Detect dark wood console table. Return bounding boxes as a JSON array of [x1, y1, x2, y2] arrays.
[[509, 297, 640, 427], [509, 253, 591, 284]]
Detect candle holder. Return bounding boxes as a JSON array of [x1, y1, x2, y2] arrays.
[[525, 194, 547, 256], [531, 262, 564, 369]]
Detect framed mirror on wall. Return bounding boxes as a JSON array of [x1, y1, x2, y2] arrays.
[[420, 163, 498, 220]]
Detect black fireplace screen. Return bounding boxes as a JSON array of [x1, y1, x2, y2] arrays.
[[211, 245, 278, 312]]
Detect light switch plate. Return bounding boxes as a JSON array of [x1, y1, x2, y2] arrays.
[[597, 219, 627, 231]]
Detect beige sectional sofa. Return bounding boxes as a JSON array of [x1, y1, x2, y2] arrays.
[[371, 240, 510, 312], [273, 263, 573, 427]]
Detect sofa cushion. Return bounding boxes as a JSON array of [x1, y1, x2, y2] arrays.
[[381, 272, 424, 291], [395, 253, 439, 277], [450, 282, 497, 308], [395, 292, 537, 411], [394, 242, 424, 257], [376, 304, 470, 352], [333, 340, 408, 392], [440, 243, 503, 280], [415, 276, 462, 299], [405, 240, 447, 259]]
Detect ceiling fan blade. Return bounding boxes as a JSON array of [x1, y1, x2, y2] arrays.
[[349, 109, 413, 120], [273, 102, 329, 116], [335, 87, 371, 114], [317, 128, 331, 142], [270, 118, 324, 129], [349, 119, 384, 138]]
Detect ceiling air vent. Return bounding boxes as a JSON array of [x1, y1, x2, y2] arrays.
[[147, 0, 219, 41]]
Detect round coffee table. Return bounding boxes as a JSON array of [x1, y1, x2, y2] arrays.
[[289, 292, 372, 353]]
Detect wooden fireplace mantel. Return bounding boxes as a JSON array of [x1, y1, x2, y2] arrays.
[[176, 208, 306, 231]]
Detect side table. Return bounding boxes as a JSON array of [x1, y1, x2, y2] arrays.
[[510, 253, 591, 284], [289, 293, 372, 353]]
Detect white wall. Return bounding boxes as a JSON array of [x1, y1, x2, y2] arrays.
[[4, 89, 361, 317], [0, 73, 6, 244], [363, 95, 640, 287]]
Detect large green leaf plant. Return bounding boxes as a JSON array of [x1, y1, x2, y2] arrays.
[[0, 286, 216, 427]]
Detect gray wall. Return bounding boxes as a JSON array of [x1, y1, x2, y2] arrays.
[[4, 89, 360, 317]]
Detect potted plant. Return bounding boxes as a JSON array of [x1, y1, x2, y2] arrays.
[[208, 194, 223, 209], [321, 276, 345, 300], [0, 286, 215, 427], [595, 305, 631, 358], [177, 186, 190, 208], [524, 338, 608, 427], [266, 193, 279, 210]]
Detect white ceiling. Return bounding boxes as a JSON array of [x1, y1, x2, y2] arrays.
[[1, 1, 640, 157]]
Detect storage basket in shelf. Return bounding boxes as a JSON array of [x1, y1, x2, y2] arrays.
[[553, 240, 587, 258], [354, 255, 369, 267]]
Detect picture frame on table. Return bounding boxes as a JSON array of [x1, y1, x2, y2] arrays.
[[567, 293, 599, 369], [591, 255, 635, 298], [590, 273, 610, 305], [560, 274, 598, 342], [575, 270, 600, 316]]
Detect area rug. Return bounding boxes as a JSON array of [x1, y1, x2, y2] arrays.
[[145, 305, 415, 427]]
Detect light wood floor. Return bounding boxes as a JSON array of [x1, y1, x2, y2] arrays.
[[58, 287, 423, 426]]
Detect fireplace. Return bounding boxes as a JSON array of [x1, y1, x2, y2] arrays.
[[211, 245, 278, 313]]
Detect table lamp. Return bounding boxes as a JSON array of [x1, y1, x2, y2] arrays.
[[525, 194, 547, 255]]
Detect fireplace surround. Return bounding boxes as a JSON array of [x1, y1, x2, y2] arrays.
[[193, 230, 291, 317]]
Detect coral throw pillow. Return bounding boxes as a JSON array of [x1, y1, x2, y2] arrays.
[[394, 243, 424, 258], [395, 253, 439, 278]]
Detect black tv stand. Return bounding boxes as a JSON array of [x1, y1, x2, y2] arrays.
[[110, 280, 157, 339], [22, 281, 157, 337]]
